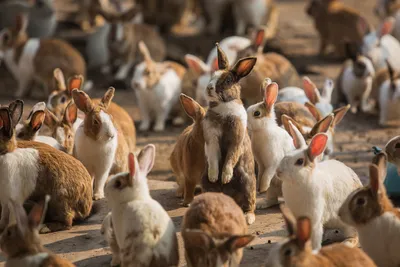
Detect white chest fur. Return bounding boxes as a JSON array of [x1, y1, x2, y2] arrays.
[[211, 101, 247, 130]]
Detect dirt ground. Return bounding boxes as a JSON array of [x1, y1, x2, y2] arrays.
[[0, 0, 399, 266]]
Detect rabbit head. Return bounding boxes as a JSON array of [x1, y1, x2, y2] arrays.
[[0, 100, 24, 154], [346, 42, 376, 79], [183, 229, 254, 267], [305, 0, 331, 17], [16, 102, 46, 141], [277, 121, 329, 183], [44, 101, 78, 154], [0, 195, 50, 258], [385, 135, 400, 173], [0, 14, 28, 53], [374, 0, 398, 18], [247, 78, 277, 131], [206, 44, 257, 103], [339, 153, 392, 226], [72, 88, 117, 142], [105, 145, 155, 204], [236, 29, 265, 59], [303, 76, 334, 117]]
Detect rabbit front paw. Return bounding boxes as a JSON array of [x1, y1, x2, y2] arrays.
[[139, 121, 150, 131], [221, 166, 233, 184], [93, 192, 105, 200], [208, 167, 219, 183], [245, 212, 256, 225]]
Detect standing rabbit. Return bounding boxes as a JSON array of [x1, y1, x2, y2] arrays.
[[170, 94, 206, 206], [201, 44, 257, 225], [182, 192, 254, 267], [339, 153, 400, 267], [0, 15, 86, 97], [276, 121, 362, 250], [385, 135, 400, 173], [105, 145, 179, 267], [265, 205, 377, 267], [131, 41, 186, 132], [0, 196, 76, 267], [247, 80, 295, 209]]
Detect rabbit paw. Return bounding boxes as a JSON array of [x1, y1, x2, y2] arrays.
[[245, 212, 256, 225], [93, 192, 105, 200], [139, 121, 150, 131], [221, 166, 233, 184], [153, 123, 165, 132], [208, 167, 219, 183]]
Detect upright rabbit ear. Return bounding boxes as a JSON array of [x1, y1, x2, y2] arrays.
[[280, 204, 296, 236], [8, 100, 23, 126], [253, 29, 265, 51], [224, 235, 254, 253], [0, 108, 13, 138], [307, 133, 328, 162], [309, 114, 334, 137], [185, 54, 210, 76], [264, 82, 278, 110], [322, 79, 334, 102], [29, 110, 45, 132], [72, 89, 94, 114], [332, 105, 350, 128], [296, 217, 311, 248], [63, 101, 78, 125], [137, 144, 155, 175], [28, 195, 50, 229], [303, 77, 320, 104], [44, 108, 60, 129], [281, 115, 305, 136], [27, 102, 46, 120], [288, 121, 307, 149], [128, 152, 136, 184], [180, 94, 203, 120], [139, 41, 153, 65], [231, 57, 257, 80], [68, 75, 84, 96], [100, 87, 115, 110], [378, 17, 395, 38], [372, 152, 388, 183], [53, 68, 66, 91], [183, 229, 215, 250], [15, 14, 28, 34], [216, 43, 229, 70], [305, 102, 322, 122], [9, 199, 28, 235], [369, 164, 383, 195]]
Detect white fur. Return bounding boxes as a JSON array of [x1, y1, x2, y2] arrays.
[[101, 212, 120, 266], [74, 111, 118, 199], [132, 63, 181, 132], [201, 0, 233, 34], [378, 79, 400, 125], [5, 252, 50, 267], [115, 23, 124, 42], [34, 135, 63, 151], [233, 0, 267, 35]]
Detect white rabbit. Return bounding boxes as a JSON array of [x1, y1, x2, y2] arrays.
[[278, 76, 334, 117], [378, 61, 400, 125], [276, 121, 362, 250], [247, 80, 295, 209], [104, 145, 179, 267]]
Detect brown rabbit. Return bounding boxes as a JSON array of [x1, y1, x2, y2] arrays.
[[265, 205, 377, 267], [0, 15, 86, 97], [0, 101, 92, 232], [0, 196, 76, 267], [16, 101, 46, 141], [339, 153, 400, 267], [170, 94, 206, 206], [202, 44, 257, 225], [182, 192, 254, 267], [275, 102, 317, 130]]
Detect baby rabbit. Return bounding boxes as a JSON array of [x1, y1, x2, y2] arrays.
[[265, 205, 377, 267], [101, 212, 120, 267], [170, 94, 206, 206], [0, 196, 76, 267], [131, 41, 186, 132], [277, 122, 362, 250], [105, 145, 179, 267], [247, 80, 295, 209], [0, 102, 93, 232], [385, 135, 400, 173], [202, 44, 257, 225], [339, 153, 400, 267], [306, 0, 370, 57], [72, 88, 131, 200], [0, 15, 86, 97], [182, 192, 254, 267]]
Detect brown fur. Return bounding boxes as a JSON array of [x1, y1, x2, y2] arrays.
[[170, 95, 206, 206], [17, 103, 46, 141], [275, 102, 317, 129]]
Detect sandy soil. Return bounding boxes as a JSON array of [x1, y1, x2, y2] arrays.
[[0, 0, 399, 266]]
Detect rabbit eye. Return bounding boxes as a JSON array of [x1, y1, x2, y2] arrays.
[[114, 180, 122, 189], [60, 96, 67, 104], [295, 158, 304, 166], [356, 197, 366, 206], [283, 247, 292, 257], [253, 110, 261, 117], [6, 229, 12, 237], [67, 134, 72, 139], [225, 76, 233, 84]]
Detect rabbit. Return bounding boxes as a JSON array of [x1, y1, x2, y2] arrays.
[[182, 192, 254, 267], [170, 94, 206, 206], [101, 212, 121, 267], [361, 17, 400, 72], [198, 0, 235, 35], [276, 121, 362, 250], [97, 3, 166, 82], [0, 101, 93, 232], [0, 15, 86, 98], [306, 0, 370, 57], [201, 44, 257, 225], [233, 0, 279, 39], [265, 204, 377, 267], [385, 135, 400, 173], [336, 44, 376, 113], [374, 0, 400, 43], [72, 88, 131, 200], [131, 41, 186, 132], [247, 80, 295, 209], [0, 196, 76, 267], [104, 145, 179, 267], [339, 152, 400, 267], [278, 76, 334, 117]]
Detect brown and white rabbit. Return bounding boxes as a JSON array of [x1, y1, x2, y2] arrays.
[[275, 102, 317, 131], [339, 153, 400, 267], [104, 145, 179, 267], [306, 0, 370, 57], [170, 94, 206, 206], [265, 205, 377, 267], [72, 88, 131, 200], [202, 44, 257, 225], [385, 135, 400, 173], [0, 196, 76, 267], [182, 192, 254, 267], [0, 15, 86, 97], [0, 102, 93, 232], [101, 212, 120, 267], [97, 3, 166, 82]]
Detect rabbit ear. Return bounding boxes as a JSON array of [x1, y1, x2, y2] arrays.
[[185, 54, 210, 76], [44, 109, 60, 129], [264, 82, 278, 110], [296, 217, 311, 248], [307, 133, 328, 161], [281, 115, 306, 136], [280, 204, 296, 236], [68, 75, 84, 97], [369, 164, 383, 195], [379, 17, 395, 38], [303, 77, 320, 104], [139, 41, 153, 65], [28, 195, 50, 229], [224, 235, 254, 253], [72, 89, 95, 114], [216, 43, 229, 70], [53, 68, 66, 91], [231, 57, 257, 80], [180, 94, 203, 120], [253, 29, 265, 50], [305, 102, 322, 122], [29, 110, 45, 132], [100, 87, 115, 110], [9, 199, 28, 235], [27, 102, 46, 120], [288, 121, 307, 149], [372, 152, 388, 183], [15, 14, 28, 35], [63, 101, 78, 125], [183, 229, 215, 250], [8, 100, 24, 126], [332, 105, 350, 128], [309, 114, 334, 137], [128, 152, 135, 186], [322, 79, 334, 102], [137, 144, 155, 175], [0, 108, 13, 138]]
